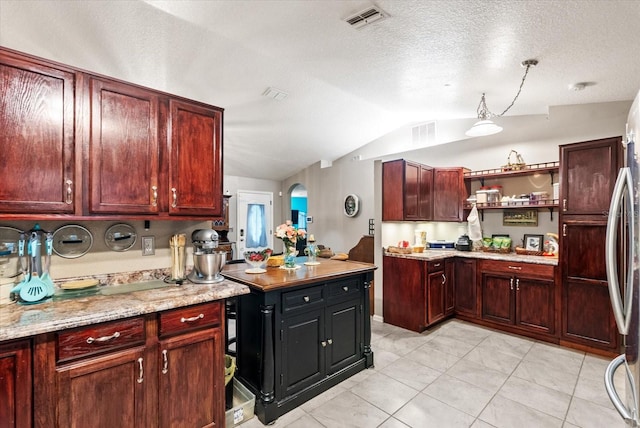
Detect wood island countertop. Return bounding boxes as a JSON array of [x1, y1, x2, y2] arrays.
[[221, 258, 377, 292]]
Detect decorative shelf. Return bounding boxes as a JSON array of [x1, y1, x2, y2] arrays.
[[464, 200, 559, 210], [464, 161, 559, 185]]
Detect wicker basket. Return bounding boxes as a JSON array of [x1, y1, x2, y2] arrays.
[[502, 150, 526, 171], [515, 247, 543, 256]]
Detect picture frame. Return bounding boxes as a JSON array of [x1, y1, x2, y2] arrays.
[[503, 209, 538, 226], [524, 234, 544, 251]]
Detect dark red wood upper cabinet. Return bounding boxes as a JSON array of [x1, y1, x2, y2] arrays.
[[168, 99, 223, 216], [88, 77, 160, 214], [433, 167, 467, 222], [559, 137, 622, 215], [0, 52, 77, 214]]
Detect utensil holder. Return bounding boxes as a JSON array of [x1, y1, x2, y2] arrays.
[[170, 244, 186, 281]]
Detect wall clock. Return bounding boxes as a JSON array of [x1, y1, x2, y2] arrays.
[[344, 194, 360, 217]]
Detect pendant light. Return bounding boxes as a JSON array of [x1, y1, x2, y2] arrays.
[[465, 59, 538, 137]]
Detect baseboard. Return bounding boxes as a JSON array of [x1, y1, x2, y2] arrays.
[[372, 314, 384, 323]]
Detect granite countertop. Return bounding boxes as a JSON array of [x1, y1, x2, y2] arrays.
[[0, 279, 249, 342], [385, 249, 558, 266]]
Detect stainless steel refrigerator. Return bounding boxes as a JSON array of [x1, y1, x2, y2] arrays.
[[606, 88, 640, 426]]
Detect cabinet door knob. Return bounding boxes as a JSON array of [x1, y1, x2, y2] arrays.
[[563, 223, 567, 237], [441, 273, 446, 285], [563, 198, 567, 211], [86, 331, 120, 344], [162, 349, 168, 375], [171, 187, 177, 208], [321, 341, 327, 347], [327, 339, 333, 345], [151, 186, 158, 207], [181, 313, 204, 323], [137, 357, 144, 384], [510, 278, 514, 290], [516, 278, 520, 291], [303, 296, 310, 303], [342, 286, 349, 292]]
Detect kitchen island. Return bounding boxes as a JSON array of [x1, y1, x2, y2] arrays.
[[222, 258, 376, 425], [0, 278, 249, 428]]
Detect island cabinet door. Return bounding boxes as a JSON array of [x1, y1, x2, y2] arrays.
[[481, 272, 514, 325], [326, 299, 362, 375], [158, 328, 223, 428], [55, 347, 148, 428], [280, 308, 325, 398]]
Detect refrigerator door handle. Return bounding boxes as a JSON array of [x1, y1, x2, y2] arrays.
[[606, 167, 634, 335], [605, 354, 637, 424]]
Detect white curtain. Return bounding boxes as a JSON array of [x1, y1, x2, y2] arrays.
[[246, 203, 268, 248]]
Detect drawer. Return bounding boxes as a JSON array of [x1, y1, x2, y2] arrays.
[[427, 260, 446, 273], [327, 278, 361, 301], [282, 285, 324, 313], [480, 260, 555, 279], [57, 317, 145, 363], [159, 301, 222, 337]]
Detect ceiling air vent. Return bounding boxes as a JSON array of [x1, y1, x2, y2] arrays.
[[412, 122, 437, 146], [344, 6, 386, 29]]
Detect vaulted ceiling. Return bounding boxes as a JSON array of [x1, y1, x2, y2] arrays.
[[1, 1, 639, 180]]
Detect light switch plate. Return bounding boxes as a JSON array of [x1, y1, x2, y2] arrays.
[[142, 236, 155, 256]]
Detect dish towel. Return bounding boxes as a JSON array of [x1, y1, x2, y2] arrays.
[[467, 205, 482, 241]]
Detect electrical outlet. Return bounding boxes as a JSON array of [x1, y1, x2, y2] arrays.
[[142, 236, 155, 256]]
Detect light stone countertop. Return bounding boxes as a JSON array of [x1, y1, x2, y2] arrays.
[[0, 279, 249, 342], [385, 249, 558, 266]]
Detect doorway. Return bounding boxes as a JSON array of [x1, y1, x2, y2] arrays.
[[290, 184, 307, 254], [236, 190, 273, 256]]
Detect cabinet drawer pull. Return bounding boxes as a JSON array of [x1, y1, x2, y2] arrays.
[[151, 185, 158, 207], [516, 278, 520, 291], [65, 179, 73, 204], [162, 349, 168, 374], [303, 296, 310, 303], [137, 357, 144, 384], [86, 331, 120, 344], [433, 263, 441, 268], [507, 266, 522, 270], [321, 341, 327, 347], [171, 187, 177, 208], [181, 313, 204, 323], [342, 286, 349, 292]]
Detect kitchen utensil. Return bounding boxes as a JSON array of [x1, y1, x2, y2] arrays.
[[169, 234, 187, 281], [41, 232, 55, 297], [105, 223, 137, 252], [9, 233, 28, 301], [52, 224, 93, 258], [19, 235, 48, 303]]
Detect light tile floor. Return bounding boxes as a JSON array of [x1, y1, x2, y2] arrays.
[[240, 318, 627, 428]]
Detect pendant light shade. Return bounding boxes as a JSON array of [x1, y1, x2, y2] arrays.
[[465, 119, 503, 137], [465, 59, 538, 137]]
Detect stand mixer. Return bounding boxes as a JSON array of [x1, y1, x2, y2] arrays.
[[187, 229, 226, 284]]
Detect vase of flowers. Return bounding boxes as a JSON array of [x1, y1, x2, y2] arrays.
[[275, 220, 306, 268]]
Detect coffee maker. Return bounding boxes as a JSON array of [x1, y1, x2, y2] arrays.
[[187, 229, 226, 284]]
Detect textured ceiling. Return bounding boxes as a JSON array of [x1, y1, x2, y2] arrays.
[[1, 0, 639, 180]]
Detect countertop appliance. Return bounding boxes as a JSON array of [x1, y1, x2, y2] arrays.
[[605, 88, 640, 426], [427, 240, 455, 249], [187, 229, 226, 284], [455, 234, 472, 251]]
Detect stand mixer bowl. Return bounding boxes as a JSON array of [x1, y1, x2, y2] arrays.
[[191, 251, 226, 283]]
